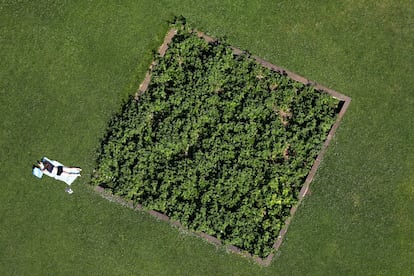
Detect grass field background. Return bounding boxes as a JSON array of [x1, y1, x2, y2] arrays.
[[1, 0, 413, 274]]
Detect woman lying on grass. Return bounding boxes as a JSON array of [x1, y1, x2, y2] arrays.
[[35, 158, 81, 177], [32, 157, 82, 194]]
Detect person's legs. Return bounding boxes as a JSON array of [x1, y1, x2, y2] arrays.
[[58, 171, 80, 177], [62, 167, 81, 174]]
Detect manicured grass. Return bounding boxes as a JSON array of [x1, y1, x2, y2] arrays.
[[1, 0, 413, 275]]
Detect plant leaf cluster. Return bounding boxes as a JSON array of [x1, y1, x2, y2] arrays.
[[92, 29, 340, 258]]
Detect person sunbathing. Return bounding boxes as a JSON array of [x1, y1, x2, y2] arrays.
[[36, 159, 81, 177]]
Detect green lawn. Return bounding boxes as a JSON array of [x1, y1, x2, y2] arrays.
[[1, 0, 413, 275]]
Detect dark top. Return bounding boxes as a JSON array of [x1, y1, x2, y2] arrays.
[[43, 160, 54, 173], [42, 160, 64, 175]]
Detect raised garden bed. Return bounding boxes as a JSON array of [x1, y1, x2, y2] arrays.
[[92, 23, 350, 265]]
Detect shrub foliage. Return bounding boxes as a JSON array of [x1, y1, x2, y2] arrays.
[[92, 28, 340, 258]]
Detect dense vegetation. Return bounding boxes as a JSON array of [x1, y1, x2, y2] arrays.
[[92, 28, 340, 257]]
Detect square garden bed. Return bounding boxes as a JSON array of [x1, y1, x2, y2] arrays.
[[92, 23, 350, 265]]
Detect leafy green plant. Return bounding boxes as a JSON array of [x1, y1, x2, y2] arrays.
[[92, 28, 340, 258]]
